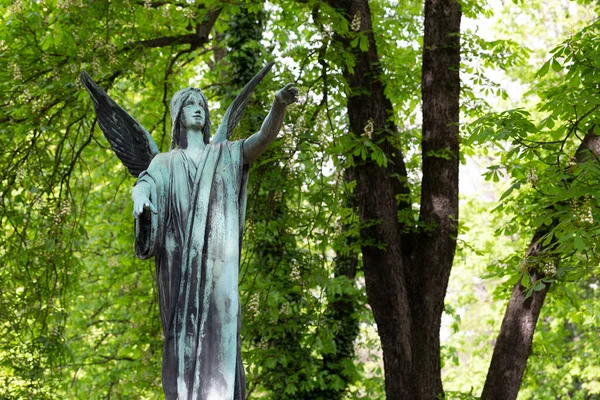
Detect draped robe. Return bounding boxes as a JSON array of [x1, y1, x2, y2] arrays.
[[134, 140, 248, 400]]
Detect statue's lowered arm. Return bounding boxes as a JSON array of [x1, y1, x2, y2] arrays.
[[243, 83, 298, 164], [132, 178, 157, 218]]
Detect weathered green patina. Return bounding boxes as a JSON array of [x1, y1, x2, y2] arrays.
[[81, 65, 297, 399]]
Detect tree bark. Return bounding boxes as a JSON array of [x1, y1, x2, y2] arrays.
[[482, 131, 600, 399], [481, 231, 551, 400], [409, 0, 462, 396], [325, 0, 413, 397], [324, 0, 461, 398]]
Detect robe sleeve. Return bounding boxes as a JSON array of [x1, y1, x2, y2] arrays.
[[134, 170, 160, 259]]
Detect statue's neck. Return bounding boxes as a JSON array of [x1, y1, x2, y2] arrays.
[[185, 130, 206, 152]]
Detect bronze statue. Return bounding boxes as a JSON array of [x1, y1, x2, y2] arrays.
[[81, 63, 297, 399]]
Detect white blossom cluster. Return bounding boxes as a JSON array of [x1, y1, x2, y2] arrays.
[[108, 43, 118, 66], [542, 261, 557, 277], [10, 0, 24, 13], [53, 202, 71, 225], [184, 7, 196, 20], [363, 118, 374, 139], [526, 169, 538, 186], [290, 262, 301, 281], [246, 294, 259, 316], [280, 302, 291, 315], [351, 12, 361, 32], [11, 63, 22, 81], [57, 0, 79, 10], [134, 60, 144, 74], [572, 196, 594, 225], [92, 57, 101, 73], [21, 87, 32, 101], [32, 97, 43, 113], [162, 5, 171, 19]]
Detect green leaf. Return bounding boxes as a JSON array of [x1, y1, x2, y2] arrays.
[[573, 236, 585, 250], [537, 60, 550, 77], [40, 34, 53, 51], [533, 280, 546, 291], [521, 272, 531, 288], [499, 182, 521, 201], [359, 35, 368, 52]]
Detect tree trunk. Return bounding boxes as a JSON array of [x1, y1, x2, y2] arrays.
[[482, 131, 600, 399], [481, 231, 551, 400], [324, 0, 461, 398]]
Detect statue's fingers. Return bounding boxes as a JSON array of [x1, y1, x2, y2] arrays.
[[282, 83, 294, 91], [149, 203, 159, 214]]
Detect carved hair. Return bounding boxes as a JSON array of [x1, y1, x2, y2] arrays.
[[169, 87, 211, 150]]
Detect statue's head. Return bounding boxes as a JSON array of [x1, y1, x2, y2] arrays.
[[169, 87, 211, 150]]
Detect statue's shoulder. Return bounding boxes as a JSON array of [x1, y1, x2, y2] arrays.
[[153, 151, 177, 164], [144, 151, 177, 173]]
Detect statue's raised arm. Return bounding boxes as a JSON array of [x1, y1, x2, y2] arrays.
[[242, 83, 299, 164]]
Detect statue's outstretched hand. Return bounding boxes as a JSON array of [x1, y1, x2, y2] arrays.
[[133, 196, 158, 218], [275, 83, 299, 106]]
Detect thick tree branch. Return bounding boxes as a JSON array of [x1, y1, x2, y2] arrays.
[[125, 8, 221, 51], [417, 0, 461, 282], [133, 1, 195, 7], [402, 1, 461, 398]]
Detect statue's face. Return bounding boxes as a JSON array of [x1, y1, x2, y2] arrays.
[[181, 92, 206, 131]]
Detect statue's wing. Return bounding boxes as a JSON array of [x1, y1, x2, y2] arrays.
[[211, 62, 275, 144], [80, 71, 159, 177]]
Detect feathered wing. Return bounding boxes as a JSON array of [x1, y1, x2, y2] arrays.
[[211, 62, 275, 144], [80, 71, 159, 177]]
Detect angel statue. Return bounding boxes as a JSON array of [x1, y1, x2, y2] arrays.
[[81, 63, 298, 400]]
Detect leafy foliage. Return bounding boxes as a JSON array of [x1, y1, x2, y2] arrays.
[[467, 16, 600, 290]]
